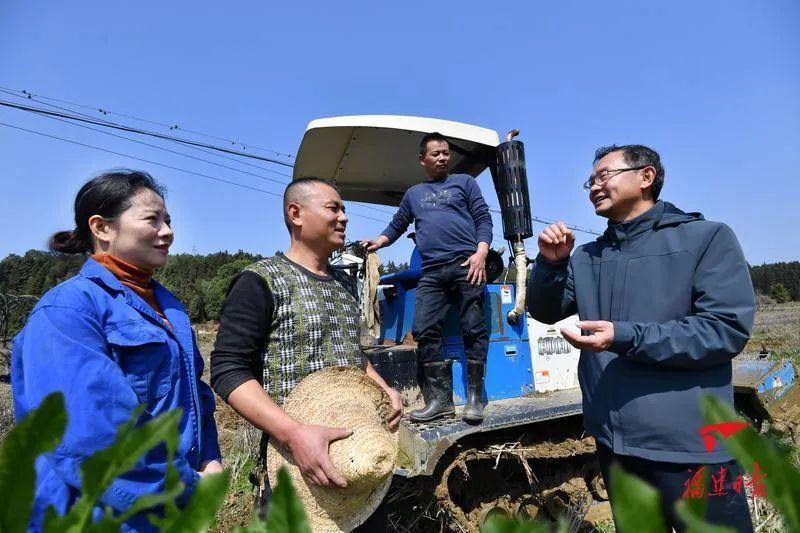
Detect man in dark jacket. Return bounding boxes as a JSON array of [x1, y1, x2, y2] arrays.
[[528, 145, 755, 532], [364, 132, 493, 424]]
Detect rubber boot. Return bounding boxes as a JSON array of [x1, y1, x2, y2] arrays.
[[409, 361, 455, 423], [462, 362, 486, 425]]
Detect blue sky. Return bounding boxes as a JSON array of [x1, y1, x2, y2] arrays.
[[1, 0, 798, 266]]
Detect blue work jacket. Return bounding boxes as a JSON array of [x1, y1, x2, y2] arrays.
[[11, 258, 221, 531], [528, 201, 755, 464]]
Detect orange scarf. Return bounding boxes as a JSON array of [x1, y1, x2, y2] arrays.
[[92, 253, 172, 328]]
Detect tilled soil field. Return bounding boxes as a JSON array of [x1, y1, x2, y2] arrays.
[[427, 428, 611, 532]]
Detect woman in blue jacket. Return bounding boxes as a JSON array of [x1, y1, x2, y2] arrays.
[[11, 170, 222, 531]]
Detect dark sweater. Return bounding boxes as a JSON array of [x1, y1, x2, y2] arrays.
[[209, 271, 273, 401], [380, 173, 493, 270], [210, 255, 362, 403]]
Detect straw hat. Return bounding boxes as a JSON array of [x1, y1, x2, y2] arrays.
[[267, 366, 399, 532]]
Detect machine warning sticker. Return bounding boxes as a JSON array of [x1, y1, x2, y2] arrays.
[[500, 285, 512, 304], [535, 371, 551, 383]]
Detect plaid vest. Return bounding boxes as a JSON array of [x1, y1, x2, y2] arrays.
[[245, 253, 362, 405]]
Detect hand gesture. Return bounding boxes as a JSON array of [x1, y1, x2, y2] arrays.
[[362, 235, 389, 252], [384, 387, 404, 429], [287, 423, 352, 487], [198, 459, 224, 477], [538, 222, 575, 262], [461, 250, 487, 285], [561, 321, 614, 352]]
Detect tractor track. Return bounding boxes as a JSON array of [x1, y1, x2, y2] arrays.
[[386, 417, 612, 532]]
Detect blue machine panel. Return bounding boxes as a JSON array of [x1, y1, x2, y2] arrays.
[[379, 282, 533, 404], [380, 281, 416, 345]]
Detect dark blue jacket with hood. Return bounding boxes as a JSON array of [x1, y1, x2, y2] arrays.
[[527, 201, 755, 463]]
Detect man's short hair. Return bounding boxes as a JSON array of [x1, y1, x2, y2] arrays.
[[283, 177, 339, 233], [593, 144, 665, 201], [419, 132, 449, 156]]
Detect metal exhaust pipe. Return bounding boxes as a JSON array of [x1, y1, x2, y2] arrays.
[[490, 130, 533, 324]]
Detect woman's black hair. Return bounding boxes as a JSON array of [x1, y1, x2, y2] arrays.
[[49, 169, 166, 255]]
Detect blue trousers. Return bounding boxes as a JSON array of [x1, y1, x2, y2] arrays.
[[597, 444, 753, 532]]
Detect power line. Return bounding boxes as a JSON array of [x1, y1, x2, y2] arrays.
[[0, 120, 281, 194], [0, 85, 294, 159], [0, 94, 407, 220], [0, 90, 598, 235], [0, 99, 294, 168], [530, 216, 600, 236], [1, 115, 592, 243], [0, 105, 401, 225], [0, 87, 114, 125], [341, 189, 599, 235], [0, 87, 295, 179], [0, 91, 393, 215], [0, 120, 392, 225], [35, 112, 291, 187], [489, 208, 600, 236]]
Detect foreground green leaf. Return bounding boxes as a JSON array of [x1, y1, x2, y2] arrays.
[[114, 477, 184, 525], [47, 407, 183, 531], [609, 463, 667, 533], [265, 467, 311, 533], [0, 393, 67, 533], [674, 499, 734, 533], [702, 395, 800, 532], [159, 470, 230, 532]]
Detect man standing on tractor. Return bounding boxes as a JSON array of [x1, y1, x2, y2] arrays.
[[210, 177, 403, 529], [364, 132, 493, 424], [528, 145, 755, 532]]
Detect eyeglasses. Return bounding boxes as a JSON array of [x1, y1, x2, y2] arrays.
[[583, 166, 650, 190]]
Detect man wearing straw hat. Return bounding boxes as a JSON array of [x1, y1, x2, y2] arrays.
[[211, 177, 403, 530]]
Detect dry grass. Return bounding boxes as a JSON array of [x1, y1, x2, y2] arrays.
[[745, 304, 800, 360], [0, 386, 12, 444], [194, 326, 262, 532], [211, 400, 261, 532], [0, 344, 12, 444]]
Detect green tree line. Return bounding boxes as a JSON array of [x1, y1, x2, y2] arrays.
[[750, 261, 800, 303], [0, 250, 412, 337], [0, 250, 265, 334], [2, 251, 796, 337]]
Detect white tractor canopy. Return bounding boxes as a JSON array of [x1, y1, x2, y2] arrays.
[[292, 115, 500, 206]]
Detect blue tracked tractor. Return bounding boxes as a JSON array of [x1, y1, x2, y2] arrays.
[[293, 116, 799, 532]]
